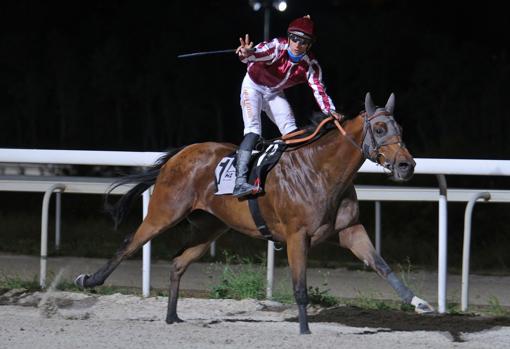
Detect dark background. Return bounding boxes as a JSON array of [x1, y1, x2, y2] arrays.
[[0, 0, 509, 270]]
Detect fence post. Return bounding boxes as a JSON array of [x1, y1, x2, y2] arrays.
[[461, 192, 490, 311], [266, 241, 274, 299], [142, 189, 152, 297], [436, 174, 448, 313], [375, 201, 381, 254], [40, 183, 66, 288]]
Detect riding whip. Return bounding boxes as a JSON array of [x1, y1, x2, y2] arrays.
[[177, 48, 236, 59]]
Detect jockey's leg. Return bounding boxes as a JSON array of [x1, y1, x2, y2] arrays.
[[264, 92, 298, 136], [233, 133, 261, 197], [235, 77, 264, 198], [338, 224, 434, 313], [240, 74, 263, 137]]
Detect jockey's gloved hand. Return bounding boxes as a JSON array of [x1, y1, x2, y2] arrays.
[[329, 110, 344, 122]]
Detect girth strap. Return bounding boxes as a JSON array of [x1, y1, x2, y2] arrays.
[[248, 197, 277, 242]]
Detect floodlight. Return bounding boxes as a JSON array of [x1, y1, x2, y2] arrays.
[[275, 1, 287, 12], [249, 0, 262, 11]]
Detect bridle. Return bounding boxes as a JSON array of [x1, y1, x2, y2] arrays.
[[360, 110, 407, 170]]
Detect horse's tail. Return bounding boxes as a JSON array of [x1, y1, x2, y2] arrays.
[[105, 147, 184, 229]]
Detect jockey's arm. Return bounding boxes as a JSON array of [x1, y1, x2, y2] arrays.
[[306, 60, 337, 117]]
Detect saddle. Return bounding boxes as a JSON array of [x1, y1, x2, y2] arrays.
[[214, 140, 287, 196]]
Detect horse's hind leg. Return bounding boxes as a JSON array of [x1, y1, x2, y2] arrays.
[[339, 224, 434, 313], [75, 187, 192, 289], [166, 212, 228, 324]]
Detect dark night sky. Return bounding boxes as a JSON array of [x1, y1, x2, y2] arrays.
[[0, 0, 509, 159]]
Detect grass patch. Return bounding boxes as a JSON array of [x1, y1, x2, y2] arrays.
[[308, 285, 338, 307], [0, 274, 40, 291], [210, 253, 266, 300], [486, 296, 510, 317], [346, 290, 399, 311]]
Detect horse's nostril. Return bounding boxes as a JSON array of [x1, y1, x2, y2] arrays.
[[398, 161, 410, 170]]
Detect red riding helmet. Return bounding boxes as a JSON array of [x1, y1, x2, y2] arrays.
[[287, 15, 315, 40]]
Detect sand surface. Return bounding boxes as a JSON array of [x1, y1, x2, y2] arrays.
[[1, 290, 509, 349]]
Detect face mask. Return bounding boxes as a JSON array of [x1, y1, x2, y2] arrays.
[[287, 48, 305, 63]]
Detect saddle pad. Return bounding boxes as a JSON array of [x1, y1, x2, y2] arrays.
[[214, 141, 286, 196], [214, 154, 237, 195]]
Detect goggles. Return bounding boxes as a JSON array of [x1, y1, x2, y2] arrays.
[[288, 33, 312, 46]]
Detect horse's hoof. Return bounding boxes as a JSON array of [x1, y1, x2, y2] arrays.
[[300, 329, 312, 335], [74, 274, 90, 289], [165, 315, 184, 324], [411, 296, 435, 314]]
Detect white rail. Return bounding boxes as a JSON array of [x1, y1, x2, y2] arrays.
[[2, 148, 510, 312], [2, 148, 510, 175]]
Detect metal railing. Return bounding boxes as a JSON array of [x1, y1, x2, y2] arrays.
[[2, 148, 510, 311]]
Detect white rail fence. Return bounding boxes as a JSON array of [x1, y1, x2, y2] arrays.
[[1, 148, 510, 313]]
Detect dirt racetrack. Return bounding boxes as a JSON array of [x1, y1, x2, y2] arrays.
[[1, 289, 509, 349]]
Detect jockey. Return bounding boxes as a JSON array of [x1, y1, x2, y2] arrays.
[[234, 15, 342, 198]]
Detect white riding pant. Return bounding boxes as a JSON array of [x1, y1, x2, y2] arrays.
[[240, 74, 297, 136]]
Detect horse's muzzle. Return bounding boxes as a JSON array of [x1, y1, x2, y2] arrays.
[[392, 159, 415, 181]]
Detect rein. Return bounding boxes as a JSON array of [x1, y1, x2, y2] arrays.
[[278, 111, 405, 165], [281, 115, 361, 152]]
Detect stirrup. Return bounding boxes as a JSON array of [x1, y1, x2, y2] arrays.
[[233, 183, 261, 198]]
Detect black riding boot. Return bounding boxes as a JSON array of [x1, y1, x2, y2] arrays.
[[233, 132, 260, 198], [233, 149, 259, 198]]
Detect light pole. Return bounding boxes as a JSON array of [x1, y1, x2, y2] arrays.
[[248, 0, 288, 300], [249, 0, 288, 41]]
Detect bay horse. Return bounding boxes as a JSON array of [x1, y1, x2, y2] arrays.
[[75, 93, 434, 334]]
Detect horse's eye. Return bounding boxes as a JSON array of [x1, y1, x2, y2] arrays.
[[373, 122, 388, 137], [375, 127, 385, 136]]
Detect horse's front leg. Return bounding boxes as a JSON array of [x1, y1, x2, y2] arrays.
[[338, 224, 434, 313], [333, 186, 433, 313], [286, 231, 311, 334]]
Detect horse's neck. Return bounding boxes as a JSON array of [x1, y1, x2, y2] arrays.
[[329, 114, 364, 167], [304, 115, 365, 189]]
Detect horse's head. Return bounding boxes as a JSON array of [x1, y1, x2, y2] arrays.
[[362, 92, 415, 181]]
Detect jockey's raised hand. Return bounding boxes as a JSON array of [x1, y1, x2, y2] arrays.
[[236, 34, 254, 59]]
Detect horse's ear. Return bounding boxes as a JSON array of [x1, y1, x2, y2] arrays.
[[365, 92, 376, 116], [385, 93, 396, 114]]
